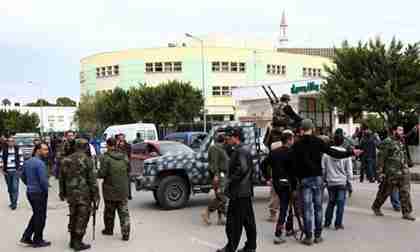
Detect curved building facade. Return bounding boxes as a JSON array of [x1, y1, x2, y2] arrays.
[[80, 43, 332, 121]]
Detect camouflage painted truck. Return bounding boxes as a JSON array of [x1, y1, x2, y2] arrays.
[[134, 122, 269, 210]]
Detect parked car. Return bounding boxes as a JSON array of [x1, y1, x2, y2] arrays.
[[14, 133, 40, 160], [135, 122, 268, 210], [163, 132, 208, 151]]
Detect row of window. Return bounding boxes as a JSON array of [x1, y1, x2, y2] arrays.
[[212, 62, 246, 73], [48, 115, 65, 122], [145, 62, 182, 73], [266, 64, 287, 75], [212, 86, 237, 96], [96, 65, 119, 78], [303, 67, 322, 77]]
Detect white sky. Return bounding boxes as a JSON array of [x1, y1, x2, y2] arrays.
[[0, 0, 418, 103]]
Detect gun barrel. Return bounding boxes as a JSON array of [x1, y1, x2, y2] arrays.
[[262, 86, 274, 104], [267, 86, 279, 103]]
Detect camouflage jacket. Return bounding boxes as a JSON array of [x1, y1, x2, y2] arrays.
[[59, 150, 99, 204], [208, 143, 229, 178], [98, 151, 130, 201], [56, 140, 72, 162], [377, 136, 410, 177]]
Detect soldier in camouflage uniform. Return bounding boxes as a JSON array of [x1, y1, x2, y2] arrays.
[[116, 134, 133, 200], [98, 138, 131, 241], [59, 138, 100, 251], [371, 125, 416, 221], [56, 131, 76, 178], [202, 133, 229, 226]]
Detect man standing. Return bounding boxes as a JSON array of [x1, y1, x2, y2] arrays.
[[59, 138, 100, 251], [217, 127, 257, 252], [132, 133, 144, 144], [371, 125, 416, 221], [20, 143, 51, 247], [2, 136, 23, 210], [202, 133, 229, 226], [98, 138, 131, 241], [56, 131, 76, 177], [360, 128, 378, 183], [116, 134, 133, 200], [291, 119, 362, 246]]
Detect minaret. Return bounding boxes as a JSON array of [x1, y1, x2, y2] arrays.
[[278, 10, 288, 47]]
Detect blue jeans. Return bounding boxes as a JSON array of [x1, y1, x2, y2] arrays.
[[361, 158, 376, 182], [4, 171, 20, 208], [22, 192, 48, 243], [325, 185, 347, 227], [390, 190, 401, 210], [301, 176, 323, 238]]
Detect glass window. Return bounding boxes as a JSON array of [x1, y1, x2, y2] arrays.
[[222, 62, 229, 72], [222, 86, 230, 96], [303, 67, 307, 77], [212, 62, 220, 72], [239, 62, 246, 72], [276, 65, 281, 75], [146, 63, 153, 73], [154, 62, 163, 72], [96, 68, 100, 78], [338, 114, 347, 124], [164, 62, 173, 72], [58, 116, 64, 122], [308, 68, 312, 77], [282, 65, 286, 75], [106, 66, 112, 76], [173, 62, 182, 72], [318, 69, 322, 77], [266, 64, 271, 74], [230, 62, 238, 72], [212, 86, 221, 96], [101, 67, 106, 77], [113, 65, 119, 75]]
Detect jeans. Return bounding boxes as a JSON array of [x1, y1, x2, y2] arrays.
[[273, 185, 290, 236], [390, 190, 401, 210], [22, 192, 48, 243], [361, 158, 376, 182], [4, 171, 20, 208], [301, 176, 323, 238], [325, 185, 347, 227]]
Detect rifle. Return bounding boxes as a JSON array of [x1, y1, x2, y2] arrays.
[[267, 86, 280, 103], [262, 86, 275, 105]]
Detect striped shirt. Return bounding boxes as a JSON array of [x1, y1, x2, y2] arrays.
[[1, 147, 24, 171]]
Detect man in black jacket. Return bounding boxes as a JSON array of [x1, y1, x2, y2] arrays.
[[217, 127, 256, 252], [291, 119, 362, 246], [2, 136, 23, 210]]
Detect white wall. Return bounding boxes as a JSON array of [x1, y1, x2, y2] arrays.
[[0, 105, 77, 133]]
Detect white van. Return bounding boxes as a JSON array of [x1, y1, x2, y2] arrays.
[[103, 123, 158, 143]]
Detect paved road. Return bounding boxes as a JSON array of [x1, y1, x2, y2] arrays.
[[1, 178, 419, 252]]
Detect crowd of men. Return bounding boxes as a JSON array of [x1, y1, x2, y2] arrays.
[[0, 131, 134, 250]]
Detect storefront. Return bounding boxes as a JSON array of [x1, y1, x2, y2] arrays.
[[233, 79, 357, 135]]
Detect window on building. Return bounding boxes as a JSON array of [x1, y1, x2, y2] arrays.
[[308, 68, 313, 77], [303, 67, 307, 77], [222, 62, 229, 72], [113, 65, 119, 75], [338, 114, 347, 124], [96, 68, 100, 78], [222, 86, 230, 96], [317, 69, 321, 77], [212, 86, 221, 96], [154, 62, 163, 72], [80, 72, 85, 83], [230, 62, 238, 72], [146, 63, 153, 73], [239, 62, 246, 72], [58, 116, 64, 122], [101, 67, 106, 77], [173, 62, 182, 72], [281, 65, 286, 75], [164, 62, 173, 72], [276, 65, 281, 75], [212, 62, 220, 72], [106, 66, 112, 76], [266, 64, 271, 74], [48, 116, 55, 122]]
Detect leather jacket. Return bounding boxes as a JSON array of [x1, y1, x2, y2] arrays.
[[225, 144, 254, 199]]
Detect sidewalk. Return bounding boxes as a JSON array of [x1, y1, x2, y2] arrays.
[[410, 164, 420, 182]]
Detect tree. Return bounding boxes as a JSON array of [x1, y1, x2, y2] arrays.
[[0, 110, 39, 134], [26, 99, 53, 107], [96, 87, 134, 127], [74, 95, 99, 134], [322, 38, 420, 127], [2, 98, 11, 106], [56, 97, 77, 107], [129, 80, 203, 126]]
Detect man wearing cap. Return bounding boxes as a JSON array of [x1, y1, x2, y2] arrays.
[[291, 119, 362, 246], [59, 138, 100, 251], [217, 127, 257, 252]]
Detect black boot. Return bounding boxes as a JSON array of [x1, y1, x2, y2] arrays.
[[72, 235, 91, 251]]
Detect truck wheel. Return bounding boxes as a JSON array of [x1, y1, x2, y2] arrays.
[[156, 176, 190, 210]]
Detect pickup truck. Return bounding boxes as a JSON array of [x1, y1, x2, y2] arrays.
[[134, 122, 269, 210]]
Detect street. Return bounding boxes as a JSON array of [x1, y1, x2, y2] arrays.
[[1, 179, 419, 252]]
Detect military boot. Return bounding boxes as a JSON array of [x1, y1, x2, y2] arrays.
[[72, 235, 91, 251], [201, 209, 211, 225], [371, 206, 384, 216], [402, 214, 416, 221]]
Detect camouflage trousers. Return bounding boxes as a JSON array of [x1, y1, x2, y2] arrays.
[[208, 191, 226, 215], [372, 174, 413, 215], [104, 200, 130, 236], [68, 202, 92, 237]]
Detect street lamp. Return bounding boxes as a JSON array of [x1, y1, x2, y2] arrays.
[[27, 81, 44, 137], [185, 33, 207, 132]]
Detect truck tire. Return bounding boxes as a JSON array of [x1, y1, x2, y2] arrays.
[[153, 190, 160, 206], [156, 176, 190, 210]]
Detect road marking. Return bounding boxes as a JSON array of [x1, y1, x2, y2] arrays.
[[191, 236, 220, 249], [346, 206, 419, 223]]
